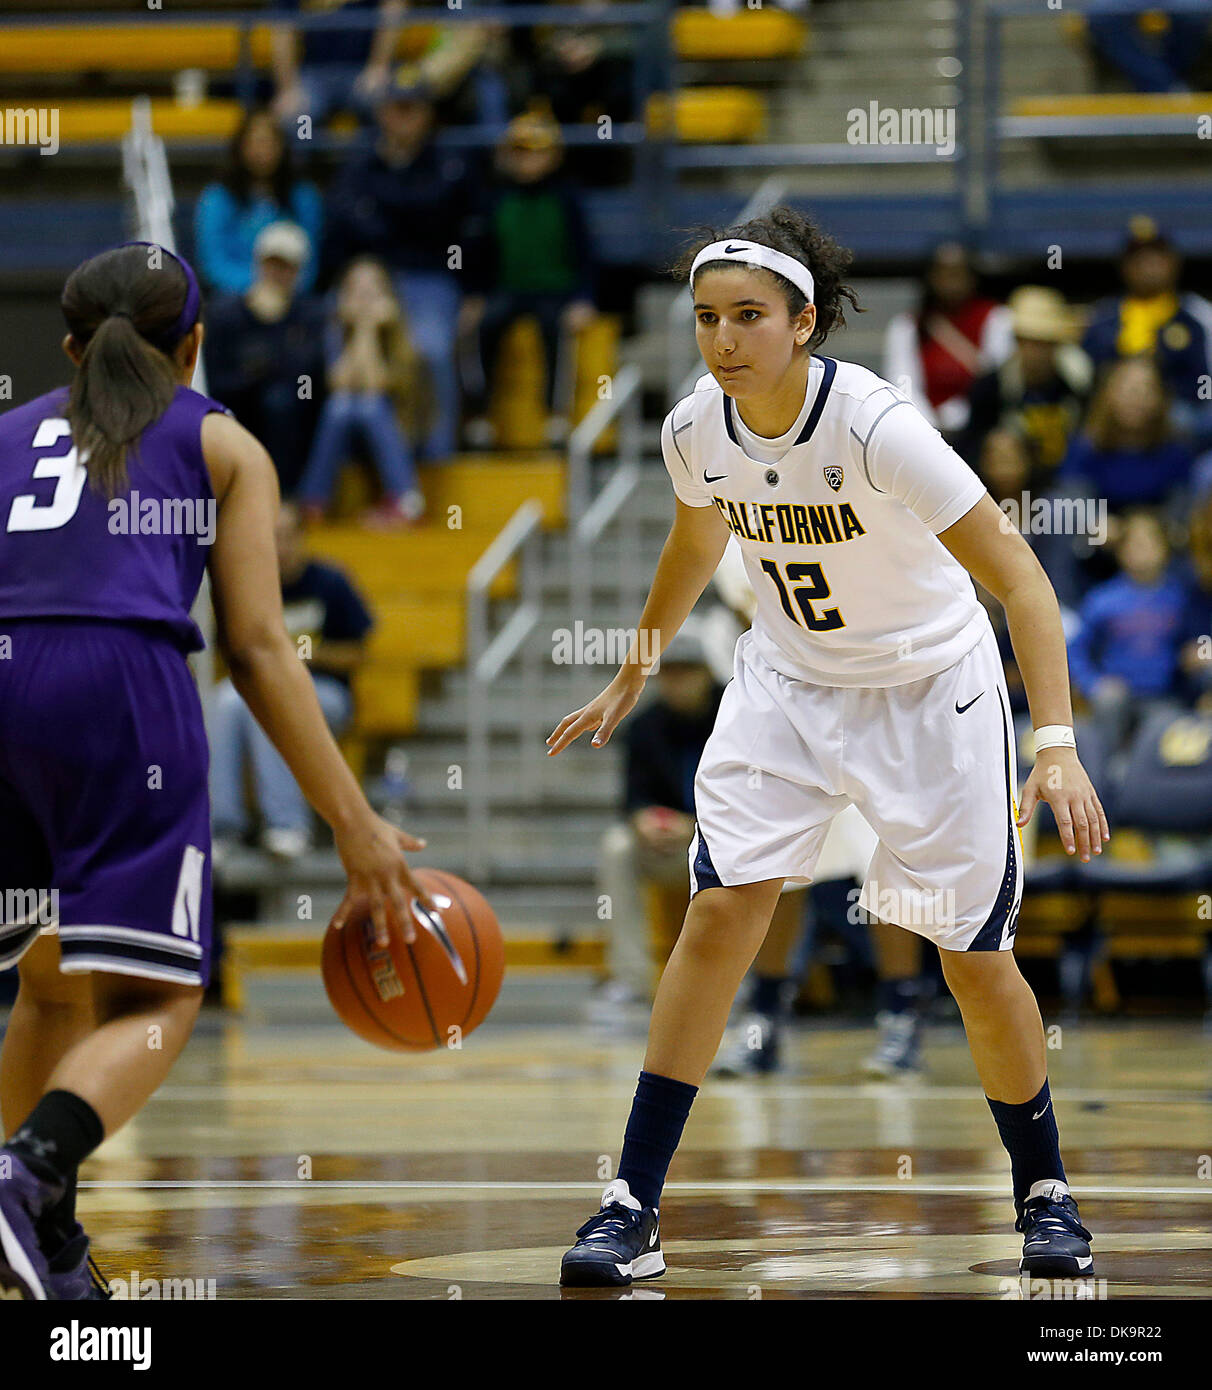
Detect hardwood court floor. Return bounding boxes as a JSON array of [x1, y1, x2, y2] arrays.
[[38, 989, 1212, 1300]]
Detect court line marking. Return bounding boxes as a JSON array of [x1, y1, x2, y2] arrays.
[[76, 1180, 1212, 1196], [154, 1084, 1212, 1105]]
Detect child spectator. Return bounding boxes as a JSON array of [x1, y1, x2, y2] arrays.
[[296, 257, 430, 527], [194, 107, 323, 295], [460, 109, 597, 447], [1060, 356, 1193, 513], [210, 502, 374, 860], [1068, 509, 1190, 750], [205, 221, 327, 495]]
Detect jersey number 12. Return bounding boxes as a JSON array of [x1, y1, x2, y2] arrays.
[[759, 558, 845, 632]]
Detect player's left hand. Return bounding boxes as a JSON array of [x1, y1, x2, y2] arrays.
[[1016, 746, 1110, 863]]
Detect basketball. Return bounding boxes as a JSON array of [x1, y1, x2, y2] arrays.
[[321, 868, 504, 1051]]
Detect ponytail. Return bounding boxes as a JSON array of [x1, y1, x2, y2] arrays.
[[67, 314, 178, 497], [60, 242, 201, 497]]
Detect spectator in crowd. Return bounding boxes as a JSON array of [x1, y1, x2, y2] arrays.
[[526, 27, 637, 185], [211, 501, 374, 860], [460, 109, 597, 448], [205, 221, 328, 495], [270, 0, 406, 129], [296, 256, 430, 526], [1084, 4, 1210, 93], [194, 107, 323, 296], [1082, 217, 1212, 436], [326, 64, 478, 460], [1060, 356, 1193, 514], [1067, 508, 1190, 751], [884, 242, 1014, 437], [591, 629, 724, 1016], [959, 285, 1092, 485]]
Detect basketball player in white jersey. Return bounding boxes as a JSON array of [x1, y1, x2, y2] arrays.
[[549, 207, 1109, 1287]]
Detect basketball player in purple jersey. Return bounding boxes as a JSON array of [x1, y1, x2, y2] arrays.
[[0, 243, 428, 1299]]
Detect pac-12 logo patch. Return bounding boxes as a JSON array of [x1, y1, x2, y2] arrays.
[[823, 465, 844, 492]]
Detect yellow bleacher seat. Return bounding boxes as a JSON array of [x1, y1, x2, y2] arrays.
[[11, 98, 243, 145], [367, 597, 465, 667], [416, 458, 566, 531], [0, 23, 435, 75], [349, 666, 420, 738], [306, 526, 517, 601], [647, 88, 767, 143], [488, 315, 621, 452], [1011, 92, 1212, 118], [673, 8, 808, 62]]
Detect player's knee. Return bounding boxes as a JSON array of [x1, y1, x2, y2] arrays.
[[680, 889, 770, 961], [938, 948, 1022, 1003], [91, 973, 204, 1030]]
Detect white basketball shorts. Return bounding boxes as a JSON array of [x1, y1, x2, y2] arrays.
[[688, 625, 1024, 952]]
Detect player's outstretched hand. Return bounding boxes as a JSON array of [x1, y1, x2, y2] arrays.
[[547, 670, 644, 756], [1016, 747, 1110, 863], [331, 810, 434, 948]]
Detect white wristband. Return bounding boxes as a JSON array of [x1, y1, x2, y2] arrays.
[[1033, 724, 1077, 754]]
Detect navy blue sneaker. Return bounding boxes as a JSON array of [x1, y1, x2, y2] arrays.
[[1017, 1180, 1094, 1276], [0, 1152, 60, 1300], [45, 1223, 112, 1301], [560, 1180, 665, 1287]]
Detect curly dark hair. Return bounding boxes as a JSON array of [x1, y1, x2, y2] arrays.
[[669, 205, 862, 350]]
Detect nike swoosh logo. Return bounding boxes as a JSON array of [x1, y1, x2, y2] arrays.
[[1032, 1101, 1052, 1120], [723, 244, 745, 254], [955, 692, 984, 714], [704, 472, 727, 484], [649, 1225, 659, 1248]]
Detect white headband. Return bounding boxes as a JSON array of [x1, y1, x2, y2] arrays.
[[690, 239, 815, 304]]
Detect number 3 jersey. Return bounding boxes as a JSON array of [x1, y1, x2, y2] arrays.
[[0, 385, 229, 652], [662, 355, 992, 688]]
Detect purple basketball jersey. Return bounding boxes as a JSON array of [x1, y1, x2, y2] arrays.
[[0, 385, 229, 651]]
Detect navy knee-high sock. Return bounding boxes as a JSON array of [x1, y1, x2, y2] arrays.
[[616, 1070, 698, 1211], [986, 1078, 1066, 1208]]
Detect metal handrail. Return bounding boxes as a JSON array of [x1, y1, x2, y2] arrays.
[[567, 362, 644, 618], [465, 499, 545, 878]]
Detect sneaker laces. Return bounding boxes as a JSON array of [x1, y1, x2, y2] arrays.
[[575, 1202, 640, 1242], [1017, 1196, 1091, 1242]]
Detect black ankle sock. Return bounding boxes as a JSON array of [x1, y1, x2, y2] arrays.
[[617, 1070, 698, 1211], [986, 1078, 1066, 1208], [6, 1091, 103, 1188]]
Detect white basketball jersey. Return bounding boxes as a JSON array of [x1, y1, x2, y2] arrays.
[[661, 355, 992, 687]]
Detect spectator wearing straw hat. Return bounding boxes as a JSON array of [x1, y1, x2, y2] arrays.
[[959, 286, 1092, 486]]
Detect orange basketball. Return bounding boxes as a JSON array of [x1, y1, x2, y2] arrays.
[[321, 868, 504, 1051]]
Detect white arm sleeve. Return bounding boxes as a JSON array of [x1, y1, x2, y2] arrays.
[[850, 387, 987, 534], [661, 400, 712, 507]]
